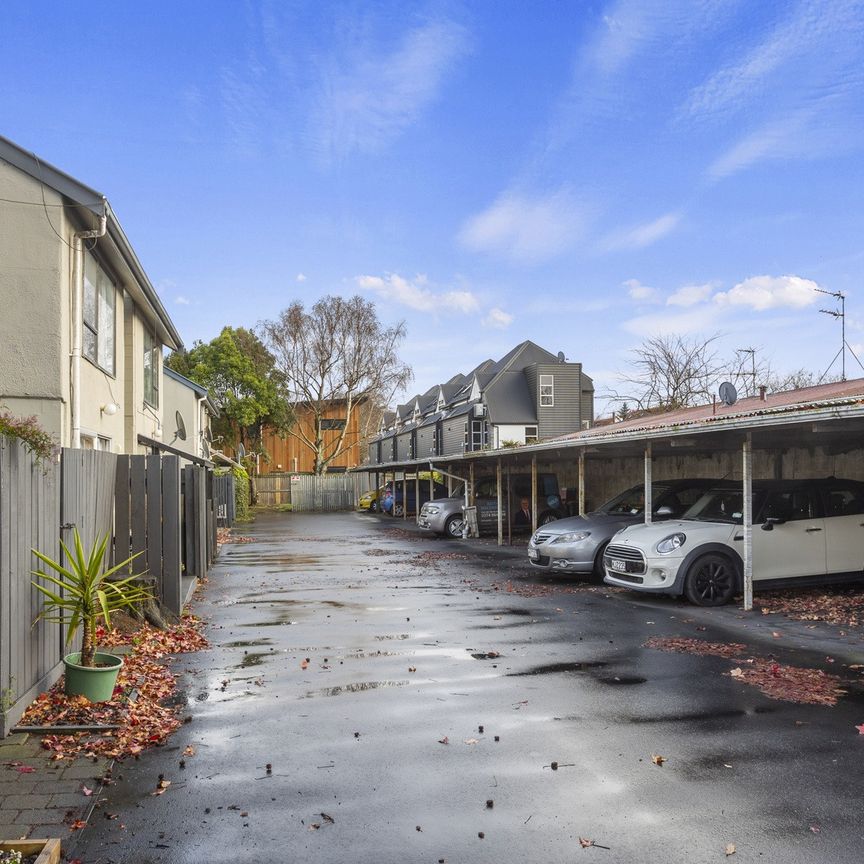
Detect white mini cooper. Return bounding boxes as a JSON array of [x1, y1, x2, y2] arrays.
[[603, 478, 864, 605]]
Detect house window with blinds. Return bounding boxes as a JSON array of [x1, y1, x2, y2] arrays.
[[82, 254, 115, 375], [143, 328, 160, 408]]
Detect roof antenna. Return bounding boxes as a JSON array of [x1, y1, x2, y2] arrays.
[[816, 288, 864, 382]]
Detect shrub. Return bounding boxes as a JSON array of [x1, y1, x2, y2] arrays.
[[0, 409, 55, 462]]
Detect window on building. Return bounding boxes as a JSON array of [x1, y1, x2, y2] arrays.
[[539, 374, 554, 407], [525, 425, 538, 444], [83, 255, 115, 374], [471, 420, 486, 450], [143, 328, 160, 408]]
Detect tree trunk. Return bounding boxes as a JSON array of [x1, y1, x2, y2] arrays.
[[81, 622, 95, 667]]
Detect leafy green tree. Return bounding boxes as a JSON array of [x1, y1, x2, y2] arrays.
[[166, 327, 292, 453]]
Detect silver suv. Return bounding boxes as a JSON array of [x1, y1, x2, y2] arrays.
[[527, 479, 719, 577], [418, 473, 564, 538]]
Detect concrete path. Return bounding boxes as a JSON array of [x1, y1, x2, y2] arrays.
[[67, 511, 864, 863]]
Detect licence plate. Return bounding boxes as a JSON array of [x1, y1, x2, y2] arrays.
[[528, 548, 539, 561], [609, 559, 627, 572]]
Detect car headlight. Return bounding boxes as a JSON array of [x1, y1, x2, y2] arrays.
[[656, 532, 686, 554], [551, 531, 591, 544], [425, 505, 439, 514]]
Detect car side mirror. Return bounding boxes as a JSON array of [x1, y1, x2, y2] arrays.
[[655, 506, 673, 517], [761, 516, 785, 531]]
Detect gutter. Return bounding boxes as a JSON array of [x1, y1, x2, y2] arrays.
[[70, 199, 108, 449]]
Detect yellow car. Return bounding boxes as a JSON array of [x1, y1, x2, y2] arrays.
[[358, 489, 380, 511]]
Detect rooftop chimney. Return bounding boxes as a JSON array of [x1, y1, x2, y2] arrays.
[[759, 386, 767, 401]]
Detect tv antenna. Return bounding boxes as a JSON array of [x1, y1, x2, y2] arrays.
[[735, 347, 756, 395], [816, 288, 864, 382]]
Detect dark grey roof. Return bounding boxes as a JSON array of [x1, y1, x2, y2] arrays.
[[444, 402, 474, 420], [0, 134, 183, 351], [484, 371, 537, 424]]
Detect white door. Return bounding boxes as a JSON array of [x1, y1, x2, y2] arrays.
[[753, 486, 826, 582]]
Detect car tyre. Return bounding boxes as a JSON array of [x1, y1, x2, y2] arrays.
[[444, 514, 465, 539], [393, 503, 404, 517], [592, 542, 609, 582], [369, 501, 378, 513], [683, 553, 737, 606]]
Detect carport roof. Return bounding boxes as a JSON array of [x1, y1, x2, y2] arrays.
[[558, 378, 864, 442]]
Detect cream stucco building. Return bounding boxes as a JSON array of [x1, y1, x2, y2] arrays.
[[0, 134, 183, 453]]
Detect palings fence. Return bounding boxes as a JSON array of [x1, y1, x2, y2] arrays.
[[213, 473, 235, 527], [0, 439, 225, 736], [255, 473, 362, 511]]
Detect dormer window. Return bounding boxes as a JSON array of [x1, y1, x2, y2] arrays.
[[539, 374, 554, 407]]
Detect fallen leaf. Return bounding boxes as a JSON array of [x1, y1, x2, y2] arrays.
[[69, 820, 88, 831], [300, 660, 309, 670], [651, 754, 665, 766], [321, 813, 335, 824], [725, 842, 736, 856], [152, 778, 171, 796], [464, 738, 479, 745], [438, 736, 449, 745], [855, 723, 864, 735], [730, 668, 745, 679], [81, 785, 93, 796], [579, 837, 594, 848], [408, 666, 417, 673], [183, 745, 196, 757]]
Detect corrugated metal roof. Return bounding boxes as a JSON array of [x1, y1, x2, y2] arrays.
[[559, 378, 864, 442]]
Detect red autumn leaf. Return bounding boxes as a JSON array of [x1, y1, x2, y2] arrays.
[[855, 723, 864, 734]]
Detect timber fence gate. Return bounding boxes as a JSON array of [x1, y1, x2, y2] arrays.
[[0, 438, 225, 735], [213, 473, 235, 526], [255, 473, 360, 511]]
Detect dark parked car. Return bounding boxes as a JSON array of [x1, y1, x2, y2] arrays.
[[381, 481, 448, 517], [527, 479, 721, 577]]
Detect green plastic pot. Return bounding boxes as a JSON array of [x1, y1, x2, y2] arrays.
[[63, 652, 123, 702]]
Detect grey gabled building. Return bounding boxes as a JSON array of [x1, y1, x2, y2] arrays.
[[366, 341, 593, 465]]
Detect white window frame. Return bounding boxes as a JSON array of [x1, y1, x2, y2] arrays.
[[539, 374, 554, 407], [525, 425, 538, 444], [143, 328, 160, 409], [83, 254, 116, 375]]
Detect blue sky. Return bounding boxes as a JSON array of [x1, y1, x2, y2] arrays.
[[3, 0, 864, 412]]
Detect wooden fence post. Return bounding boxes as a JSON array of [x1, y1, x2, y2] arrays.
[[162, 456, 182, 615]]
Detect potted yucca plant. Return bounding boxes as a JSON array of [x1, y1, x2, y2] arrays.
[[32, 529, 152, 702]]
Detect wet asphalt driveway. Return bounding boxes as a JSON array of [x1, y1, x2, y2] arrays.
[[72, 511, 864, 863]]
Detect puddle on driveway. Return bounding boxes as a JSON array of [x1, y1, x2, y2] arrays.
[[238, 652, 272, 668], [224, 553, 322, 567], [507, 661, 608, 676], [224, 639, 274, 648], [302, 680, 409, 698], [597, 675, 646, 685]]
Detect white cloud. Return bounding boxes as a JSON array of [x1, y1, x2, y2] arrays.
[[356, 273, 479, 313], [174, 295, 191, 306], [622, 306, 720, 337], [296, 273, 307, 283], [482, 308, 514, 330], [458, 189, 589, 262], [603, 212, 681, 251], [623, 278, 660, 303], [311, 19, 469, 161], [714, 275, 821, 311], [667, 282, 714, 307]]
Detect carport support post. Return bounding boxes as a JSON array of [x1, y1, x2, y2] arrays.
[[742, 432, 754, 611], [496, 458, 503, 546], [531, 455, 538, 533], [578, 449, 585, 516], [415, 473, 420, 521], [402, 474, 407, 521], [644, 442, 653, 525]]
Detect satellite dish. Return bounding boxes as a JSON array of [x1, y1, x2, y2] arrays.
[[237, 442, 247, 459], [557, 351, 566, 363], [719, 381, 738, 406], [174, 411, 187, 441]]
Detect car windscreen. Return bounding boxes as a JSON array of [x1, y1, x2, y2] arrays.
[[599, 484, 675, 516], [683, 488, 768, 524]]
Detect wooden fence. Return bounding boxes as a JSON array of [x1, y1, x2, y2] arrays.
[[255, 473, 361, 511], [213, 473, 235, 526], [0, 439, 226, 736], [0, 439, 61, 737]]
